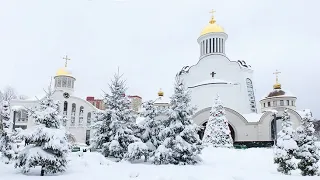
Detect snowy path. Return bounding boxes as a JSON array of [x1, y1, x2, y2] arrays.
[[0, 147, 319, 180]]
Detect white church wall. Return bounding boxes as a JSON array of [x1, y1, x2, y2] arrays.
[[180, 55, 255, 114], [192, 107, 259, 141], [258, 108, 302, 141]]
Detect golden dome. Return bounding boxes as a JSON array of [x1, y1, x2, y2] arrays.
[[56, 67, 72, 77], [158, 89, 164, 97], [200, 12, 224, 36], [273, 83, 281, 90]]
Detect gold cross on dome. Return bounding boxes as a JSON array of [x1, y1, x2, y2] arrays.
[[209, 9, 216, 18], [273, 70, 281, 83], [63, 55, 71, 68]]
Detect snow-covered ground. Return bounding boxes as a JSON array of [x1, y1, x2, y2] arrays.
[[1, 147, 319, 180]]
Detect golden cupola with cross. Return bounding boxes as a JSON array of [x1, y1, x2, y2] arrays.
[[54, 55, 76, 94], [200, 10, 225, 36], [198, 10, 227, 58]]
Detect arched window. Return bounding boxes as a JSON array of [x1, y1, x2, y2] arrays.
[[79, 106, 84, 117], [87, 112, 91, 126], [62, 77, 67, 87], [79, 106, 84, 126], [63, 101, 68, 115], [57, 78, 62, 87], [246, 78, 257, 113], [71, 103, 76, 116], [67, 78, 71, 88]]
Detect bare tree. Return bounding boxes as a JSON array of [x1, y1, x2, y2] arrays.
[[2, 86, 17, 101]]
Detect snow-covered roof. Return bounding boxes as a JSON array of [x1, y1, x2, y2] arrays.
[[189, 79, 238, 88], [154, 96, 170, 105], [242, 113, 264, 123], [11, 105, 26, 111], [262, 89, 295, 99]]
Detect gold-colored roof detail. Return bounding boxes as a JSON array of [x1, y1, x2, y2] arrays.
[[200, 10, 225, 36], [158, 88, 164, 97], [273, 70, 281, 89], [56, 55, 72, 77]]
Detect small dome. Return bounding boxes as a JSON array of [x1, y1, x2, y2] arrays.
[[56, 67, 72, 77], [200, 15, 224, 36], [158, 89, 164, 97]]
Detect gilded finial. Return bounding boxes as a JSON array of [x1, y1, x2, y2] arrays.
[[158, 88, 164, 97], [209, 9, 216, 24], [63, 55, 71, 68], [273, 70, 281, 89]]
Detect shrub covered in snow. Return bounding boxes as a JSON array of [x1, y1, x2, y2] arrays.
[[274, 108, 298, 175], [15, 90, 70, 176], [125, 142, 148, 162], [295, 109, 319, 176], [202, 95, 233, 148], [153, 77, 202, 165]]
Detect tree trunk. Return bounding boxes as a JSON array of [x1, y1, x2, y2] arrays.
[[41, 166, 44, 176]]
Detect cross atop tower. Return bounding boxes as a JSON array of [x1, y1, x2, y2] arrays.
[[63, 55, 71, 68], [209, 9, 216, 18], [273, 70, 281, 83], [209, 9, 216, 24]]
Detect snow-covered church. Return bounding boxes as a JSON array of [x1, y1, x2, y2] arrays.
[[175, 11, 308, 147], [9, 57, 98, 144]]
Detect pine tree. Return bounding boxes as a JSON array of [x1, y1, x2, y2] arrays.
[[0, 100, 17, 164], [202, 95, 233, 148], [274, 108, 298, 175], [15, 89, 70, 176], [140, 100, 162, 150], [92, 72, 144, 160], [295, 110, 319, 176], [153, 77, 202, 165]]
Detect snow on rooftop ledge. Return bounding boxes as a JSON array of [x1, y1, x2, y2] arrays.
[[189, 79, 238, 88], [11, 105, 26, 111], [242, 113, 264, 123]]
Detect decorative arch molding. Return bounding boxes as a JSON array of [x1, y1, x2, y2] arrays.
[[178, 54, 253, 77], [193, 107, 249, 141], [193, 106, 249, 125], [259, 107, 302, 125]]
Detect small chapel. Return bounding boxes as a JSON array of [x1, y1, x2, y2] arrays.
[[175, 10, 308, 147]]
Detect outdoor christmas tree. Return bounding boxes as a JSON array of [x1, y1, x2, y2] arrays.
[[153, 77, 202, 165], [92, 71, 144, 160], [295, 109, 319, 176], [0, 100, 16, 164], [202, 95, 233, 148], [15, 89, 70, 176], [139, 100, 162, 151], [274, 108, 298, 175]]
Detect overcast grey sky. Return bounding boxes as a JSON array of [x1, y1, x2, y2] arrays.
[[0, 0, 319, 117]]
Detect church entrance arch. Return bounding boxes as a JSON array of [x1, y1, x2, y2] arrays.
[[198, 121, 235, 141]]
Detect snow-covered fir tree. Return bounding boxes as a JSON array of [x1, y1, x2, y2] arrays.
[[202, 95, 233, 148], [139, 100, 162, 151], [15, 89, 70, 176], [91, 71, 144, 160], [295, 109, 319, 176], [274, 108, 298, 175], [0, 100, 17, 163], [153, 77, 202, 165]]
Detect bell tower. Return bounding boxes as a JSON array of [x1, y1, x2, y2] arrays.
[[198, 10, 228, 59], [54, 55, 76, 95]]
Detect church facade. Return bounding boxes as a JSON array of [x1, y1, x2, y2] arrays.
[[10, 58, 98, 144], [176, 11, 307, 147]]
